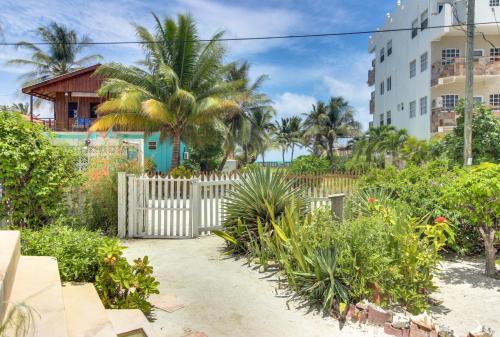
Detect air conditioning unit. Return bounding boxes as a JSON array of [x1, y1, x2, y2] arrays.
[[433, 97, 443, 109]]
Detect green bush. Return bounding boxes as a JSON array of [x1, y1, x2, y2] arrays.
[[442, 163, 500, 277], [288, 155, 330, 174], [0, 112, 79, 228], [217, 167, 307, 252], [239, 162, 261, 173], [95, 240, 159, 320], [20, 221, 116, 282], [168, 165, 192, 178]]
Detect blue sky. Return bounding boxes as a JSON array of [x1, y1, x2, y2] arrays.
[[0, 0, 394, 161]]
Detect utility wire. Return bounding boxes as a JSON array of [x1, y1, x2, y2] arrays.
[[0, 21, 498, 46]]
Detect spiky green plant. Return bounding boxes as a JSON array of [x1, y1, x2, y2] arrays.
[[218, 167, 307, 251], [0, 302, 37, 337]]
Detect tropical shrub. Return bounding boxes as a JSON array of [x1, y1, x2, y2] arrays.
[[239, 162, 261, 173], [82, 155, 141, 235], [440, 102, 500, 164], [20, 221, 116, 282], [0, 112, 79, 228], [217, 167, 307, 252], [288, 155, 330, 174], [169, 165, 192, 178], [442, 163, 500, 277], [95, 240, 159, 320]]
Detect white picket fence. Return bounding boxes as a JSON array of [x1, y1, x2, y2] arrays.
[[118, 172, 356, 239]]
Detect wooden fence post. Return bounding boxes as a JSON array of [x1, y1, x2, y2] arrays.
[[117, 172, 127, 238], [127, 174, 136, 238], [191, 179, 201, 238], [329, 193, 345, 221]]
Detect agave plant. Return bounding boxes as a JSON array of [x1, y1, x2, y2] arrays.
[[218, 167, 307, 251]]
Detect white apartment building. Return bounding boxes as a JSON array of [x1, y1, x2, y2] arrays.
[[368, 0, 500, 139]]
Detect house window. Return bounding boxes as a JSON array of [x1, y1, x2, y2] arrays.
[[489, 94, 500, 106], [409, 101, 416, 118], [148, 141, 157, 150], [474, 96, 483, 104], [387, 40, 393, 56], [473, 49, 484, 61], [442, 48, 460, 64], [421, 10, 429, 30], [420, 96, 428, 115], [442, 95, 459, 110], [420, 52, 428, 72], [410, 60, 417, 78], [387, 77, 392, 91], [438, 4, 444, 13], [412, 19, 419, 38], [89, 102, 99, 119], [67, 102, 78, 118], [490, 48, 500, 60], [380, 81, 385, 95], [490, 0, 499, 6], [380, 113, 384, 126], [380, 47, 385, 63], [386, 111, 392, 125]]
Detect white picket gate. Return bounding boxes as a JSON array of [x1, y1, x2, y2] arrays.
[[118, 173, 235, 238]]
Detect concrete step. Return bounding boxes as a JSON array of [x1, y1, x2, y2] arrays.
[[62, 283, 117, 337], [0, 230, 21, 322], [4, 255, 68, 337], [106, 309, 158, 337]]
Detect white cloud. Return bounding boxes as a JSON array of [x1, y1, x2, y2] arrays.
[[273, 92, 317, 119]]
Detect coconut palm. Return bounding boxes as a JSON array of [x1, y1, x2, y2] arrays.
[[8, 22, 102, 85], [303, 97, 362, 162], [218, 61, 273, 170], [379, 128, 409, 167], [274, 117, 292, 163], [303, 102, 328, 156], [246, 107, 275, 164], [288, 116, 303, 161], [10, 103, 30, 115], [353, 125, 397, 166], [90, 14, 240, 168]]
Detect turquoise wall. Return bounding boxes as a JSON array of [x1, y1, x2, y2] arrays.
[[52, 131, 186, 173]]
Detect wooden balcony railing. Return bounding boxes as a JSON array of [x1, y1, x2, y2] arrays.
[[369, 92, 375, 115], [36, 118, 97, 131], [367, 68, 375, 86], [431, 57, 500, 86]]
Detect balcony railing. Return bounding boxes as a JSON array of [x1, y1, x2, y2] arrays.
[[369, 92, 375, 115], [36, 118, 97, 131], [431, 57, 500, 86], [367, 68, 375, 86]]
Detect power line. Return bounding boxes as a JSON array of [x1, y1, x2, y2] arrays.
[[0, 21, 498, 46]]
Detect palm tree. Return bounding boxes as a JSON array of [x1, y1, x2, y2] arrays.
[[353, 125, 396, 166], [246, 107, 275, 164], [8, 22, 102, 85], [90, 14, 240, 168], [10, 103, 30, 115], [379, 128, 409, 167], [218, 61, 273, 170], [274, 117, 292, 163], [303, 97, 362, 163], [303, 102, 328, 156], [288, 116, 302, 161]]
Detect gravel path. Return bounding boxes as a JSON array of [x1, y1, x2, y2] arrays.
[[123, 236, 500, 337]]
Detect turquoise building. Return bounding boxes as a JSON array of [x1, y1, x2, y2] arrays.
[[52, 131, 187, 173]]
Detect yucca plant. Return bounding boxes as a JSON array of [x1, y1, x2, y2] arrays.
[[217, 167, 307, 252]]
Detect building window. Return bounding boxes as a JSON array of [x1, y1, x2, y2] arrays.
[[147, 141, 158, 150], [474, 96, 483, 104], [438, 4, 444, 13], [420, 52, 428, 72], [442, 48, 460, 64], [442, 95, 459, 110], [380, 47, 385, 63], [421, 9, 429, 30], [90, 102, 99, 119], [380, 113, 384, 126], [380, 81, 385, 95], [490, 48, 500, 60], [420, 96, 428, 115], [489, 94, 500, 106], [67, 102, 78, 118], [409, 101, 416, 118], [387, 76, 392, 91], [412, 19, 419, 38], [386, 111, 392, 125], [387, 40, 393, 56], [410, 60, 416, 78], [490, 0, 499, 6]]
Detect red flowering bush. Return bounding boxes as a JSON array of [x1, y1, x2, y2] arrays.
[[434, 216, 448, 223], [367, 197, 377, 203]]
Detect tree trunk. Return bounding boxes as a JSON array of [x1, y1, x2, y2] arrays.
[[219, 153, 229, 171], [479, 226, 497, 277], [282, 149, 285, 163], [171, 133, 181, 169], [291, 144, 295, 161]]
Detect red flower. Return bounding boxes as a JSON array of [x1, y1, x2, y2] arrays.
[[434, 216, 448, 223], [367, 197, 377, 203]]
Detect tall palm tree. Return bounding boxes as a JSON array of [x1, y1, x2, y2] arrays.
[[218, 61, 273, 170], [303, 97, 362, 162], [353, 125, 396, 166], [379, 128, 409, 167], [288, 116, 302, 161], [303, 102, 328, 156], [8, 22, 102, 85], [90, 14, 240, 168], [274, 117, 292, 163], [10, 103, 30, 115], [246, 107, 275, 164]]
